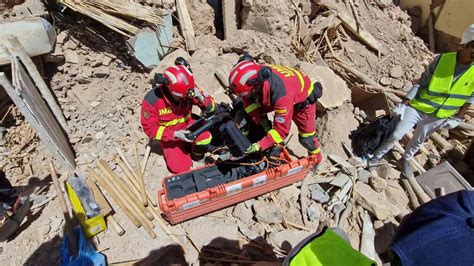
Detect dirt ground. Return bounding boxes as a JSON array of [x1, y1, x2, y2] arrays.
[[0, 0, 471, 265]]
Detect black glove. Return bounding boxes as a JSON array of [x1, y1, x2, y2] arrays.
[[175, 57, 192, 72], [238, 54, 254, 63], [154, 73, 168, 86]]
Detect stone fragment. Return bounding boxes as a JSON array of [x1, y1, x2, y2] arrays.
[[307, 202, 325, 221], [80, 136, 93, 144], [91, 60, 102, 68], [102, 56, 114, 66], [357, 169, 371, 184], [56, 31, 68, 44], [93, 67, 110, 78], [269, 229, 312, 252], [95, 132, 105, 140], [380, 77, 391, 86], [233, 202, 253, 223], [384, 180, 410, 213], [90, 101, 101, 108], [253, 200, 283, 224], [308, 183, 330, 203], [64, 50, 79, 64], [369, 175, 388, 192], [280, 185, 301, 200], [376, 164, 401, 180], [390, 65, 404, 78], [391, 79, 404, 89], [354, 182, 401, 220]]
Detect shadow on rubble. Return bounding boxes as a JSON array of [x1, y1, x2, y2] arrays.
[[133, 236, 281, 265], [23, 235, 62, 266], [51, 10, 147, 74]]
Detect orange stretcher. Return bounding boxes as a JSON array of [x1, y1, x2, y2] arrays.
[[158, 147, 319, 224]]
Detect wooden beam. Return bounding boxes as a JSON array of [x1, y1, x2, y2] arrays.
[[176, 0, 196, 51]]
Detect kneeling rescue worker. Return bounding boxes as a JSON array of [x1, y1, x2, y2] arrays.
[[140, 58, 216, 174], [229, 55, 323, 162]]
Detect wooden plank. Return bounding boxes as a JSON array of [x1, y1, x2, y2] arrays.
[[13, 57, 76, 170], [5, 36, 68, 131], [176, 0, 196, 51], [0, 73, 75, 171], [222, 0, 237, 40]]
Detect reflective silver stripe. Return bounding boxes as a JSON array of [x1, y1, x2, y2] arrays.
[[165, 70, 177, 84], [230, 70, 239, 84], [286, 166, 303, 176], [172, 91, 184, 97], [226, 184, 242, 194], [253, 175, 267, 186], [172, 65, 180, 70], [181, 200, 200, 210], [239, 70, 257, 85], [416, 97, 462, 110], [180, 73, 189, 85], [239, 62, 254, 70], [426, 90, 471, 99]]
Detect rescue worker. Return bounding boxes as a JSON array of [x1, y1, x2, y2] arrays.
[[371, 24, 474, 177], [140, 59, 215, 174], [228, 56, 323, 162]]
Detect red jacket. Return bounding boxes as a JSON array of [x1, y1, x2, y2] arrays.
[[243, 64, 313, 150], [140, 86, 214, 141]]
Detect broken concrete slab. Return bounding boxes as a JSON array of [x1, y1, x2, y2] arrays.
[[279, 184, 301, 200], [222, 0, 238, 40], [299, 63, 351, 109], [186, 218, 239, 249], [307, 202, 325, 221], [232, 202, 253, 223], [308, 183, 330, 203], [269, 229, 312, 252], [357, 169, 371, 184], [253, 200, 283, 224], [330, 173, 351, 187], [354, 182, 401, 220], [385, 180, 410, 213]]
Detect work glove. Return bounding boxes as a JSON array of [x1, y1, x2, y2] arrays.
[[174, 130, 193, 142], [444, 117, 463, 129], [192, 87, 205, 102], [392, 103, 406, 120], [245, 143, 260, 154]]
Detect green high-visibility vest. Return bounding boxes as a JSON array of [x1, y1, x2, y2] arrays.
[[410, 52, 474, 118], [286, 228, 375, 266]]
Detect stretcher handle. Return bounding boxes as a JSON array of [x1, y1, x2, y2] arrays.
[[157, 189, 166, 210]]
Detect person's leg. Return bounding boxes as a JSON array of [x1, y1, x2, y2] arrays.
[[403, 115, 446, 160], [293, 103, 322, 161], [0, 171, 18, 210], [191, 131, 212, 160], [372, 106, 423, 160], [160, 140, 193, 174]]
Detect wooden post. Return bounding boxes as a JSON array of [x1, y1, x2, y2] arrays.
[[49, 162, 77, 256], [133, 143, 148, 207], [176, 0, 196, 51], [141, 145, 151, 177]]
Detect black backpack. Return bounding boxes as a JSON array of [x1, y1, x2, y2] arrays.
[[350, 115, 401, 158]]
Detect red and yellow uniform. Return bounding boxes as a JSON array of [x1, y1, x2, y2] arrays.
[[140, 86, 214, 173], [240, 64, 321, 156]]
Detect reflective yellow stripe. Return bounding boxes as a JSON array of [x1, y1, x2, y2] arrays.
[[275, 108, 287, 114], [242, 131, 249, 136], [268, 129, 284, 143], [299, 131, 316, 138], [159, 114, 191, 127], [309, 147, 321, 155], [155, 126, 166, 140], [209, 101, 215, 113], [288, 67, 305, 92], [244, 102, 261, 113], [195, 135, 212, 145], [307, 81, 315, 97]]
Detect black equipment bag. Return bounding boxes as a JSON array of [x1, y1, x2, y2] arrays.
[[349, 114, 401, 158]]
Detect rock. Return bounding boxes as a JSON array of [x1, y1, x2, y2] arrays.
[[90, 101, 101, 108], [81, 136, 93, 144], [308, 183, 330, 203], [391, 79, 404, 89], [357, 169, 371, 184], [299, 63, 351, 109], [233, 202, 253, 223], [269, 229, 312, 252], [64, 50, 79, 64], [95, 132, 105, 140], [390, 65, 404, 78], [253, 200, 283, 224], [375, 164, 401, 180], [50, 216, 63, 232], [354, 182, 401, 220], [64, 40, 78, 50], [280, 185, 301, 200], [56, 31, 68, 44], [70, 137, 81, 144], [373, 220, 384, 230], [307, 202, 325, 221], [375, 0, 392, 8], [369, 175, 388, 192], [244, 199, 255, 209], [93, 67, 110, 78], [102, 56, 114, 66], [151, 48, 190, 79], [384, 180, 410, 213], [238, 222, 264, 240], [91, 61, 102, 68], [380, 77, 391, 86]]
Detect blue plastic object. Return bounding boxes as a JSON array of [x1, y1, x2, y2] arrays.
[[60, 226, 106, 266]]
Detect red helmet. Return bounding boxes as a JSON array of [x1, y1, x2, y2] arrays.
[[164, 65, 195, 98], [228, 60, 260, 97]]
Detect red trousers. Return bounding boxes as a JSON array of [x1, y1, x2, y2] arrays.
[[160, 120, 211, 174], [293, 103, 321, 157]]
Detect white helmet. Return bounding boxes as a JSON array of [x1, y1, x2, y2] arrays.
[[461, 24, 474, 45]]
